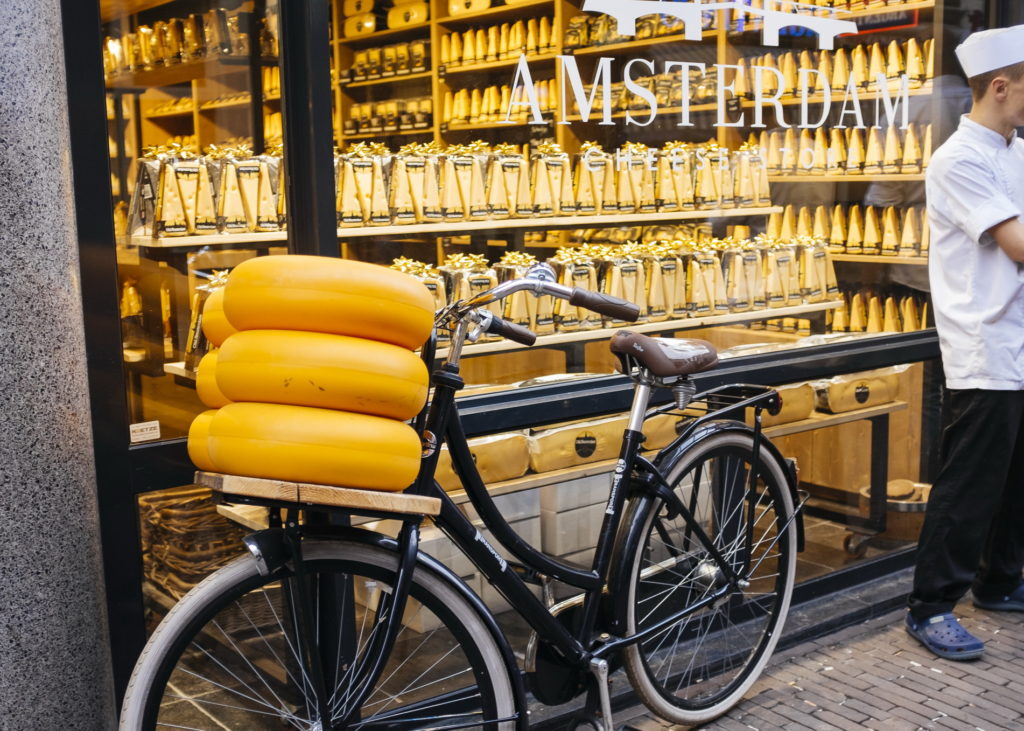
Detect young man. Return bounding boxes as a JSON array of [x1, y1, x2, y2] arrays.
[[906, 26, 1024, 661]]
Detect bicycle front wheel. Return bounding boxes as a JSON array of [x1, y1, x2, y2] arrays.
[[120, 539, 517, 730], [620, 430, 797, 726]]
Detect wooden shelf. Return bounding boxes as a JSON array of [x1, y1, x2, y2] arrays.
[[740, 83, 932, 108], [769, 173, 925, 183], [106, 56, 253, 89], [100, 0, 174, 21], [842, 0, 936, 21], [199, 97, 252, 111], [344, 71, 434, 88], [130, 231, 288, 249], [763, 401, 908, 440], [438, 0, 553, 26], [145, 106, 194, 119], [344, 128, 434, 140], [441, 53, 558, 77], [336, 22, 432, 46], [727, 0, 935, 36], [562, 103, 718, 123], [569, 32, 714, 57], [335, 206, 783, 240], [443, 118, 553, 131], [132, 207, 781, 249], [442, 300, 841, 359], [831, 254, 927, 265]]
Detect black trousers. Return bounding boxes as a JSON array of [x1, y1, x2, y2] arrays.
[[908, 389, 1024, 621]]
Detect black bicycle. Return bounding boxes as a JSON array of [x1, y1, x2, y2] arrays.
[[120, 264, 803, 730]]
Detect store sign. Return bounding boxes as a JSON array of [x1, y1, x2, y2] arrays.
[[504, 0, 911, 132]]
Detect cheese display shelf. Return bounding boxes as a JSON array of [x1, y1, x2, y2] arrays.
[[769, 174, 926, 183], [345, 71, 434, 88], [832, 254, 928, 266], [129, 207, 783, 250], [442, 300, 842, 359], [440, 53, 559, 76]]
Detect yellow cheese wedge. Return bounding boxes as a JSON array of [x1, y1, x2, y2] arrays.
[[828, 128, 847, 173], [196, 351, 232, 409], [831, 48, 850, 91], [901, 123, 922, 174], [846, 205, 864, 254], [816, 50, 833, 94], [187, 410, 218, 472], [780, 204, 796, 241], [223, 255, 435, 350], [201, 286, 237, 346], [881, 206, 900, 255], [882, 125, 902, 174], [883, 296, 901, 332], [906, 38, 925, 86], [868, 42, 886, 90], [797, 206, 813, 237], [206, 402, 422, 491], [849, 292, 866, 332], [900, 206, 921, 256], [846, 128, 865, 174], [867, 295, 883, 333], [862, 206, 882, 255], [215, 330, 428, 420], [813, 205, 830, 239], [852, 44, 869, 88], [829, 204, 847, 252], [863, 127, 884, 174], [902, 297, 919, 333], [194, 164, 218, 232], [831, 293, 848, 332], [528, 415, 628, 473]]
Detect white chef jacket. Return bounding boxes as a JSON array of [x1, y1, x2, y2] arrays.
[[927, 115, 1024, 390]]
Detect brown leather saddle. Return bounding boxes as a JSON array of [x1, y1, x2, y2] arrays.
[[610, 331, 719, 379]]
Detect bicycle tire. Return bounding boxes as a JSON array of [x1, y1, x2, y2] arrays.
[[620, 429, 797, 725], [120, 540, 517, 730]]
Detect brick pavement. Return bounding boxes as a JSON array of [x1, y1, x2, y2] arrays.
[[616, 600, 1024, 730]]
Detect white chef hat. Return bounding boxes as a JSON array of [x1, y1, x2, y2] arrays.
[[955, 25, 1024, 78]]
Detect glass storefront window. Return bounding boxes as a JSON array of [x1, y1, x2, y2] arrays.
[[101, 0, 984, 652]]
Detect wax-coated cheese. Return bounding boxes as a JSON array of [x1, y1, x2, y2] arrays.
[[223, 255, 435, 350], [816, 370, 900, 414], [206, 403, 422, 491], [216, 329, 428, 420], [196, 352, 232, 409], [201, 287, 237, 347], [187, 410, 218, 472], [528, 416, 628, 473], [434, 433, 530, 492]]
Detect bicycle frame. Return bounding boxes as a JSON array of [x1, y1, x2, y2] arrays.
[[402, 334, 790, 675]]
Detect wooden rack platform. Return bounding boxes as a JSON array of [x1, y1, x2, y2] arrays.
[[196, 471, 442, 517]]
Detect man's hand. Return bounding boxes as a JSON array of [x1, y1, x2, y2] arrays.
[[988, 217, 1024, 262]]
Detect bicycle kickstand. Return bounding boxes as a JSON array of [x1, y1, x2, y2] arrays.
[[565, 658, 615, 731]]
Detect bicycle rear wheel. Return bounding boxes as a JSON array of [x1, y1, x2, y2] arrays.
[[120, 540, 517, 730], [620, 430, 797, 725]]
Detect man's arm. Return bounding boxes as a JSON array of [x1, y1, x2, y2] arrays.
[[988, 217, 1024, 262]]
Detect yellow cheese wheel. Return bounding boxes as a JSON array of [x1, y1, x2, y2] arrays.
[[201, 288, 237, 347], [187, 410, 218, 472], [196, 352, 232, 409], [215, 330, 428, 420], [207, 403, 422, 491], [223, 255, 435, 350]]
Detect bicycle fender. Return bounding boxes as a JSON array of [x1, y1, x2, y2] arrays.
[[254, 524, 530, 730], [663, 420, 805, 551]]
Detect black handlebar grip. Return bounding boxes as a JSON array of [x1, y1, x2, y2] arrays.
[[485, 315, 538, 346], [569, 289, 641, 323]]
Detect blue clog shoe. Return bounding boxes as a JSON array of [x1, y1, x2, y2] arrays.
[[973, 582, 1024, 612], [905, 612, 984, 661]]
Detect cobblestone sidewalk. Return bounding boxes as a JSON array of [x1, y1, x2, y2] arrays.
[[617, 600, 1024, 730]]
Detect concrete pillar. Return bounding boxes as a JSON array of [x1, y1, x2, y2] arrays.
[[0, 1, 116, 728]]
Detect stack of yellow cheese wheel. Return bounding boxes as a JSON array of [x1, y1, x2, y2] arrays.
[[188, 255, 434, 492]]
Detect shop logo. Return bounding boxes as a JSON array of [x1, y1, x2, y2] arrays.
[[504, 0, 906, 132], [582, 0, 858, 50]]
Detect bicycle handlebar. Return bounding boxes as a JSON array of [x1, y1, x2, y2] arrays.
[[568, 288, 641, 323], [479, 311, 538, 346]]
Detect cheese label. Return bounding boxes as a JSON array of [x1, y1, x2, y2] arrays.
[[236, 163, 261, 229], [194, 164, 218, 232], [174, 162, 200, 233]]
